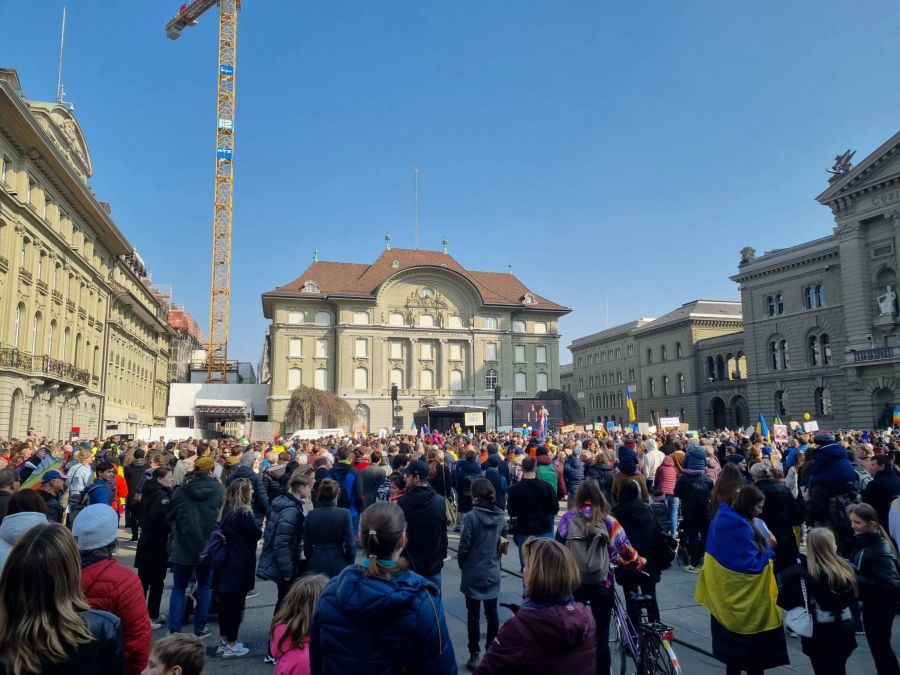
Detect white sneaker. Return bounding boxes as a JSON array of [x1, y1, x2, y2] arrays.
[[216, 640, 228, 654], [222, 643, 249, 659]]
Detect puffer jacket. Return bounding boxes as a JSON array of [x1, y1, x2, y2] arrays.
[[262, 462, 289, 505], [0, 511, 48, 568], [563, 456, 585, 496], [226, 464, 270, 522], [653, 457, 679, 495], [310, 566, 457, 674], [80, 558, 151, 675], [852, 531, 900, 605], [585, 460, 615, 504], [807, 442, 857, 492], [167, 474, 225, 566], [458, 502, 507, 600], [257, 493, 305, 582], [454, 458, 482, 513]]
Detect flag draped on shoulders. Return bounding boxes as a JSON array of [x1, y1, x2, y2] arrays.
[[694, 503, 780, 635]]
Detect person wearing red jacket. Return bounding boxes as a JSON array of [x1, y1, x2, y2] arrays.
[[73, 503, 151, 675]]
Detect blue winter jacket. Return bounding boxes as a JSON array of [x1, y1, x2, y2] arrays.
[[807, 442, 857, 492], [310, 565, 457, 674]]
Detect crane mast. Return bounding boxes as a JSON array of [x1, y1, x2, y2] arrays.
[[166, 0, 240, 383]]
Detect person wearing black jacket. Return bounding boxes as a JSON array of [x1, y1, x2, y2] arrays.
[[850, 504, 900, 675], [480, 443, 510, 486], [674, 449, 714, 572], [862, 454, 900, 531], [135, 466, 174, 629], [225, 452, 270, 528], [123, 450, 147, 541], [507, 456, 558, 572], [584, 452, 615, 506], [613, 479, 662, 628], [303, 478, 355, 578], [751, 462, 804, 574], [397, 460, 448, 588]]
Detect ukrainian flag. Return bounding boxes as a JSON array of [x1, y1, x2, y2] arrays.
[[755, 413, 770, 442], [625, 386, 636, 423], [773, 414, 783, 427], [694, 503, 781, 635]]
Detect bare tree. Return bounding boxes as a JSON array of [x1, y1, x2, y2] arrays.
[[283, 386, 354, 431]]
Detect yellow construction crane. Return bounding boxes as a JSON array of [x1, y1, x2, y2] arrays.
[[165, 0, 241, 382]]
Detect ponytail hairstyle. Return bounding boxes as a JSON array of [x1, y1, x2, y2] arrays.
[[470, 477, 496, 505], [359, 501, 408, 579], [316, 478, 340, 505], [731, 485, 767, 553]]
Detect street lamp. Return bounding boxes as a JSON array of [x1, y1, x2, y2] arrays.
[[494, 385, 501, 429]]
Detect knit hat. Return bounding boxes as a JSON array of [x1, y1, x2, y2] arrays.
[[686, 438, 701, 452], [685, 448, 706, 471], [724, 454, 746, 465], [195, 457, 216, 472], [71, 504, 119, 550], [618, 446, 638, 474]]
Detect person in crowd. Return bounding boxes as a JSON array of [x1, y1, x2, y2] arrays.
[[556, 478, 643, 674], [849, 503, 900, 675], [173, 447, 197, 486], [16, 445, 47, 482], [73, 503, 151, 675], [784, 434, 809, 471], [166, 456, 225, 638], [703, 440, 723, 483], [750, 462, 804, 575], [643, 438, 665, 492], [695, 485, 788, 675], [654, 453, 681, 533], [303, 478, 354, 578], [0, 523, 123, 674], [270, 575, 328, 675], [711, 463, 743, 512], [226, 451, 270, 528], [0, 468, 18, 524], [535, 445, 560, 495], [612, 444, 649, 503], [777, 528, 858, 675], [258, 468, 313, 665], [388, 468, 407, 502], [584, 448, 615, 506], [123, 449, 147, 542], [142, 633, 206, 675], [484, 454, 509, 511], [84, 461, 115, 509], [507, 456, 558, 571], [39, 468, 66, 523], [476, 537, 596, 674], [862, 454, 900, 529], [0, 489, 49, 568], [891, 495, 900, 550], [563, 446, 586, 510], [360, 450, 388, 509], [785, 450, 806, 499], [454, 449, 482, 530], [613, 479, 664, 627], [309, 501, 456, 673], [675, 447, 714, 573], [458, 478, 507, 671], [327, 447, 364, 547], [261, 451, 291, 505], [398, 459, 448, 587], [135, 466, 174, 630], [215, 478, 263, 659], [853, 445, 875, 492], [650, 489, 671, 534]]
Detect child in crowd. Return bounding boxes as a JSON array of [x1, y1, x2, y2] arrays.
[[650, 489, 671, 534], [142, 633, 206, 675], [270, 574, 329, 674]]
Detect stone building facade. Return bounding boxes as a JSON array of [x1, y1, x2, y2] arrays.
[[262, 246, 570, 432], [0, 69, 172, 438]]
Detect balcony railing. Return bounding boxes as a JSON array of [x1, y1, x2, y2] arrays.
[[0, 348, 91, 385], [77, 306, 86, 318], [66, 300, 76, 312], [36, 279, 48, 294], [18, 267, 31, 284], [851, 347, 895, 363], [0, 255, 8, 272], [52, 289, 63, 303]]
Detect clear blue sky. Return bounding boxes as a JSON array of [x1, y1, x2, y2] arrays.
[[3, 1, 899, 366]]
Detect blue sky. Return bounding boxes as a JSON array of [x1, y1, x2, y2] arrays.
[[3, 1, 899, 366]]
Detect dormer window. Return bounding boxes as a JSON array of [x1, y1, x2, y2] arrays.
[[419, 287, 434, 299], [302, 280, 319, 293], [391, 260, 399, 268], [522, 293, 535, 305]]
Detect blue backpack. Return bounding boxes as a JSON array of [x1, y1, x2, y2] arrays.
[[198, 526, 227, 569]]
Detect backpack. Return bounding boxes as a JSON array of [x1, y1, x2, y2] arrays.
[[198, 527, 228, 569], [565, 515, 610, 586], [68, 482, 104, 526]]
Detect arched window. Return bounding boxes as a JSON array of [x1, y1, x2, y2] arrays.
[[770, 341, 779, 369], [647, 348, 653, 365], [816, 284, 825, 307], [302, 280, 319, 293], [822, 334, 832, 364], [450, 369, 464, 391], [589, 395, 595, 409], [314, 311, 331, 326], [806, 286, 815, 309], [390, 368, 404, 388], [47, 320, 56, 358], [483, 317, 499, 330], [676, 342, 683, 358], [533, 321, 547, 334], [287, 310, 304, 325], [775, 390, 787, 417], [661, 345, 667, 361], [648, 377, 656, 397], [389, 312, 405, 326], [602, 393, 609, 408], [13, 303, 24, 349], [678, 373, 685, 394], [61, 327, 70, 362], [536, 372, 548, 392], [354, 367, 368, 390], [775, 293, 784, 315], [716, 355, 726, 380], [418, 314, 434, 328], [314, 367, 328, 390], [352, 311, 369, 325], [485, 369, 498, 391], [31, 312, 41, 355], [512, 320, 525, 333], [601, 373, 607, 385], [663, 375, 670, 396], [419, 369, 434, 390], [767, 295, 775, 316], [815, 387, 832, 416], [809, 335, 820, 366], [74, 333, 83, 368], [287, 367, 302, 391], [707, 356, 716, 380]]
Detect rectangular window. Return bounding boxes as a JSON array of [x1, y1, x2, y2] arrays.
[[421, 342, 433, 360], [390, 341, 403, 360], [515, 372, 527, 392], [514, 345, 526, 362], [315, 338, 328, 358], [483, 317, 498, 330], [354, 338, 367, 358], [536, 345, 547, 363], [485, 342, 497, 361], [289, 338, 302, 358], [448, 315, 463, 329], [353, 311, 369, 325], [449, 343, 462, 360], [314, 368, 328, 390]]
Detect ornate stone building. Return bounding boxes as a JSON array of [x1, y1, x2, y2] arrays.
[[0, 68, 172, 438], [262, 245, 570, 431]]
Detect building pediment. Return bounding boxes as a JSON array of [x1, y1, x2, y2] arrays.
[[28, 101, 93, 181], [817, 131, 900, 215]]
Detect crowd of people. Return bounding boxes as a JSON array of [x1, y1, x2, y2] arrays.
[[0, 425, 897, 673]]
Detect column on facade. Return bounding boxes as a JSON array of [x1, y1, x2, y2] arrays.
[[438, 339, 447, 391], [409, 337, 417, 390], [838, 225, 874, 348]]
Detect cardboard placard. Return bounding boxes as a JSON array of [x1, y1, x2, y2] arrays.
[[561, 424, 576, 433], [789, 421, 801, 430], [773, 424, 788, 441], [637, 423, 651, 434], [803, 421, 819, 432], [464, 412, 484, 427]]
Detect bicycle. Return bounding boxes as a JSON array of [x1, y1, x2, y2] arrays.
[[608, 579, 682, 675]]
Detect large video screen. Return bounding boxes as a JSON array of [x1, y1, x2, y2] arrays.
[[512, 398, 564, 429]]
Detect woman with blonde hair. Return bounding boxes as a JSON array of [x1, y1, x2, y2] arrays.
[[477, 537, 596, 673], [269, 574, 328, 674], [215, 478, 262, 659], [777, 528, 858, 674], [0, 523, 123, 674]]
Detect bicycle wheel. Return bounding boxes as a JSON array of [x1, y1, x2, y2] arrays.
[[609, 619, 627, 675], [640, 632, 682, 675]]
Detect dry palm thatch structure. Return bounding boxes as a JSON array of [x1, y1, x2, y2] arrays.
[[284, 386, 355, 430]]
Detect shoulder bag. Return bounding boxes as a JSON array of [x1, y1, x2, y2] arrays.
[[783, 576, 813, 637]]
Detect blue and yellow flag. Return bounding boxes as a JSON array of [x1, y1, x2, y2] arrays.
[[773, 414, 782, 427], [625, 386, 636, 423], [755, 413, 770, 441], [695, 503, 780, 635]]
